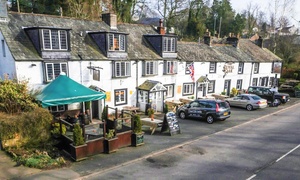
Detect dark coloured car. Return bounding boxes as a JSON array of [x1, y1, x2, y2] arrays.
[[247, 86, 290, 105], [176, 99, 231, 124]]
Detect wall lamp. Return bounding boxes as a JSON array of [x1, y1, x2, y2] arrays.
[[31, 64, 36, 67]]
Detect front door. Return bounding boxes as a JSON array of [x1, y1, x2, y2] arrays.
[[224, 80, 231, 96], [197, 83, 207, 98], [149, 91, 163, 112]]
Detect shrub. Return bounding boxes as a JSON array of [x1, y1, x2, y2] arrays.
[[0, 107, 52, 149], [133, 115, 142, 134], [73, 124, 85, 146], [0, 77, 38, 115], [105, 129, 116, 139], [51, 123, 66, 136], [295, 83, 300, 91], [231, 87, 238, 96]]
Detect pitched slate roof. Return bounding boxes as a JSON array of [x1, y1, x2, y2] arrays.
[[0, 12, 281, 63], [118, 23, 162, 60], [178, 39, 282, 63], [0, 12, 110, 61]]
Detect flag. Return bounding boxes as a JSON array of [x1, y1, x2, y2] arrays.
[[188, 63, 195, 82]]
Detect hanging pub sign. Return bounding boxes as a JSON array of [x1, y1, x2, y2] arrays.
[[161, 112, 181, 136], [272, 62, 282, 74]]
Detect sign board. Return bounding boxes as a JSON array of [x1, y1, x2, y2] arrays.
[[161, 112, 181, 136]]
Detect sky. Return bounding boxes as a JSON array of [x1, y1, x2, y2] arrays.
[[230, 0, 300, 27]]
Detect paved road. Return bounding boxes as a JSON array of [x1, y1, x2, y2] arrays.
[[82, 101, 300, 180]]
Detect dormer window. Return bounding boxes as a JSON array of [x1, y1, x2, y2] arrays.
[[163, 37, 176, 52], [42, 29, 68, 50], [109, 33, 126, 51]]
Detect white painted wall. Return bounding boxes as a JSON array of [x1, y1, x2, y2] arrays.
[[0, 32, 16, 79]]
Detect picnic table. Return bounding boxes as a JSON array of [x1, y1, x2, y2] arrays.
[[140, 118, 163, 135], [122, 106, 140, 114]]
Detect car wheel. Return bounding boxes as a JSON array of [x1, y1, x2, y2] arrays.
[[206, 115, 214, 124], [274, 98, 281, 105], [179, 111, 186, 119], [246, 104, 253, 111]]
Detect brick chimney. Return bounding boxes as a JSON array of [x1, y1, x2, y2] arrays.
[[203, 29, 211, 46], [157, 19, 165, 35], [102, 13, 118, 30], [226, 33, 239, 48]]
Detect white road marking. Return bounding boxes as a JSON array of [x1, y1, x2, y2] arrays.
[[247, 144, 300, 180], [276, 144, 300, 162]]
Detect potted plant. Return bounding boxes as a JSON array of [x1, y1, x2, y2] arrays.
[[131, 115, 144, 146], [104, 129, 118, 153], [70, 123, 87, 161], [147, 108, 155, 121], [230, 87, 238, 97]]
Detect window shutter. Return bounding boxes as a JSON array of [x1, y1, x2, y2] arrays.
[[142, 61, 145, 76]]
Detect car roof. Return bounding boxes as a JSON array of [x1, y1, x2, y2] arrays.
[[248, 86, 270, 89], [239, 94, 258, 96]]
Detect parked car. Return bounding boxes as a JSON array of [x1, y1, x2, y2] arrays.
[[247, 86, 290, 105], [176, 99, 231, 124], [225, 94, 268, 111]]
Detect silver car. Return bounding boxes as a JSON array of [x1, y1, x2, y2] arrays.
[[225, 94, 268, 111]]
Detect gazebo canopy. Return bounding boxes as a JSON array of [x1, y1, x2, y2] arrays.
[[36, 73, 106, 107]]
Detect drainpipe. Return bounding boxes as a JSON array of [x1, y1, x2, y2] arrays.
[[135, 60, 139, 107], [249, 62, 254, 87]]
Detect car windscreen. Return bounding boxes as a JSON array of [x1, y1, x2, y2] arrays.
[[251, 96, 261, 100], [218, 102, 229, 108]]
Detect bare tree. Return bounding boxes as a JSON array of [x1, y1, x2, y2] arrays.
[[155, 0, 186, 29]]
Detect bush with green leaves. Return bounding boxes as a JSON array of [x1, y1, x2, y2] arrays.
[[51, 123, 66, 136], [73, 123, 85, 146], [0, 107, 52, 149], [133, 115, 142, 134], [0, 77, 38, 115]]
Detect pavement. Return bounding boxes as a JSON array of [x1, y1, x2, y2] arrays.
[[1, 98, 300, 180]]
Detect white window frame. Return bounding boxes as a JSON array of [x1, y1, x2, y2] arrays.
[[252, 78, 258, 86], [238, 62, 244, 74], [108, 33, 126, 51], [164, 84, 174, 98], [114, 61, 131, 77], [45, 62, 68, 82], [164, 61, 177, 74], [42, 29, 68, 50], [254, 63, 259, 74], [144, 61, 158, 75], [183, 83, 194, 95], [208, 80, 215, 93], [49, 105, 65, 112], [209, 62, 217, 73], [115, 89, 127, 106], [236, 79, 243, 90], [163, 37, 176, 52]]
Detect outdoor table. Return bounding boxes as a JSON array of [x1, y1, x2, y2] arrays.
[[140, 118, 163, 135], [122, 106, 140, 114], [165, 100, 185, 112]]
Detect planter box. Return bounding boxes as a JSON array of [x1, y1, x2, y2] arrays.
[[86, 137, 104, 156], [70, 143, 88, 161], [131, 132, 145, 147], [117, 130, 132, 148], [104, 137, 118, 154]]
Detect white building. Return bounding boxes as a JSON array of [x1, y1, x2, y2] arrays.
[[0, 12, 282, 118]]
